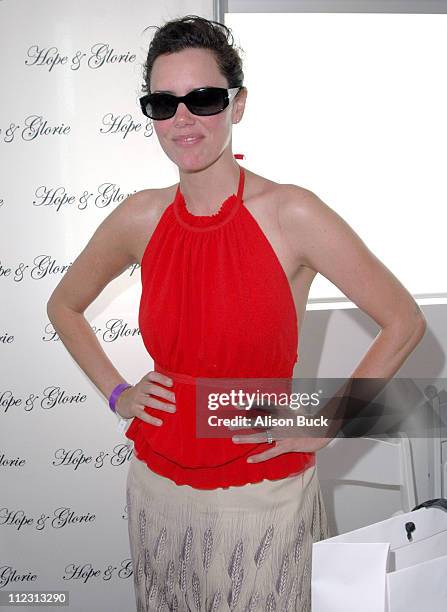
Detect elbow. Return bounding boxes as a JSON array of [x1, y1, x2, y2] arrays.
[[46, 299, 56, 322], [46, 290, 62, 321], [46, 293, 82, 322], [384, 307, 427, 354], [412, 309, 427, 344], [410, 302, 427, 337], [399, 309, 427, 349]]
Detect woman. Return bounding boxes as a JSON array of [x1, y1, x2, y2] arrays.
[[47, 15, 426, 612]]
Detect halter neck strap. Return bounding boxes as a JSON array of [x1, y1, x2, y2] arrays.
[[236, 164, 245, 203]]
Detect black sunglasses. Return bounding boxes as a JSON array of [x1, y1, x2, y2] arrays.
[[139, 86, 242, 120]]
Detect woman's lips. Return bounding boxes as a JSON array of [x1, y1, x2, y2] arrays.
[[173, 136, 204, 147]]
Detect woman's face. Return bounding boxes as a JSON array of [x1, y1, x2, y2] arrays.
[[149, 47, 246, 171]]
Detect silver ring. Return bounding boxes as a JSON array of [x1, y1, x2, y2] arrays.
[[266, 430, 273, 444]]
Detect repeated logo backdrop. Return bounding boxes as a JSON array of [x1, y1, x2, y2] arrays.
[[0, 1, 212, 611]]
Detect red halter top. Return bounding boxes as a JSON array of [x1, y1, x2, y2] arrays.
[[125, 162, 315, 489]]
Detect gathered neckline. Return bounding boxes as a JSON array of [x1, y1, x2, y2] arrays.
[[173, 165, 245, 231]]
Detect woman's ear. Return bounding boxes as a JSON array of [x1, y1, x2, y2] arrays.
[[232, 87, 247, 124]]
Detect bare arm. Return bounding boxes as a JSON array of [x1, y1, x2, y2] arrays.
[[46, 193, 143, 403], [272, 187, 427, 444], [45, 188, 179, 426], [280, 186, 427, 379], [235, 187, 428, 460]]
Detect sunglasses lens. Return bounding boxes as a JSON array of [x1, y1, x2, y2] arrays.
[[187, 88, 227, 115], [141, 88, 232, 120], [144, 94, 177, 120]]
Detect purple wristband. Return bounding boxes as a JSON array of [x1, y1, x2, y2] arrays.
[[109, 383, 132, 413]]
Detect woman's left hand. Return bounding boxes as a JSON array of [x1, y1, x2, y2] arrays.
[[231, 425, 334, 463]]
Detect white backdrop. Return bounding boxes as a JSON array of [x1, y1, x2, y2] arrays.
[[0, 1, 213, 611]]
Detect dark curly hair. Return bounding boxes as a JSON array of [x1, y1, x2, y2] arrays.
[[141, 15, 244, 94]]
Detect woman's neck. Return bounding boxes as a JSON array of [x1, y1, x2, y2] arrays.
[[177, 154, 241, 215]]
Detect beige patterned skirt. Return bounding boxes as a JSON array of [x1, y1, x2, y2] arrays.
[[126, 454, 330, 612]]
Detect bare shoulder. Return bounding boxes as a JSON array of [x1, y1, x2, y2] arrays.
[[47, 186, 173, 313], [272, 181, 426, 330], [112, 187, 166, 230], [275, 182, 352, 270], [277, 182, 328, 221], [244, 167, 313, 211], [109, 186, 175, 264], [243, 170, 323, 262]]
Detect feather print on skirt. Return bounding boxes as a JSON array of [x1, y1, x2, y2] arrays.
[[266, 591, 276, 612], [126, 455, 330, 612], [209, 590, 223, 612], [155, 527, 168, 561], [276, 552, 289, 598]]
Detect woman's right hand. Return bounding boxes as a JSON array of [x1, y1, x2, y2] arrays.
[[115, 371, 175, 425]]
